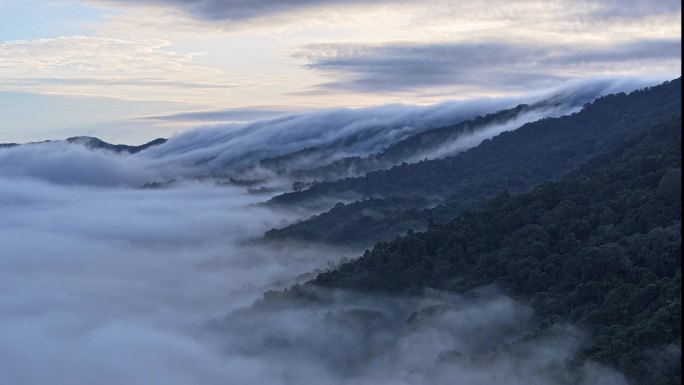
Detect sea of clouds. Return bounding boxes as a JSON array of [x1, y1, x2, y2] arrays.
[[0, 77, 660, 384]]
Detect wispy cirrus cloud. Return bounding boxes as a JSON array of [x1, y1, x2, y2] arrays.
[[0, 36, 238, 102]]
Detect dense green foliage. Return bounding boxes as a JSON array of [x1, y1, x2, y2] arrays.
[[264, 196, 484, 247], [312, 117, 682, 384], [266, 78, 681, 247], [265, 197, 432, 246]]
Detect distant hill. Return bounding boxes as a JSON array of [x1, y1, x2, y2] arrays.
[[0, 136, 167, 154], [65, 136, 167, 153]]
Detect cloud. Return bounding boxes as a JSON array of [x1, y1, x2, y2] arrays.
[[2, 99, 519, 186], [0, 76, 662, 188], [0, 175, 354, 384], [138, 76, 666, 177], [138, 99, 523, 175], [140, 107, 295, 122], [0, 36, 235, 102], [0, 36, 216, 77], [0, 91, 192, 144], [1, 77, 232, 90], [0, 174, 629, 384], [97, 0, 404, 22], [0, 75, 667, 195], [97, 0, 679, 24], [408, 103, 579, 162], [587, 0, 681, 20], [207, 288, 629, 385], [0, 80, 659, 382], [411, 73, 678, 161], [297, 39, 681, 94], [0, 141, 173, 186]]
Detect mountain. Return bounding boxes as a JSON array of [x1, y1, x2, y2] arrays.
[[138, 101, 519, 177], [309, 116, 682, 385], [65, 136, 167, 153], [231, 81, 640, 185], [264, 78, 681, 247], [0, 136, 167, 154], [286, 102, 564, 183]]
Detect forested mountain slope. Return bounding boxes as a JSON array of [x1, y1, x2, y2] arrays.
[[287, 102, 555, 182], [311, 117, 682, 385], [265, 78, 681, 247]]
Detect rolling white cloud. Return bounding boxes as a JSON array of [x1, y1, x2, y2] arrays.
[[0, 173, 629, 384], [1, 0, 678, 143], [137, 76, 674, 178], [0, 176, 352, 384]]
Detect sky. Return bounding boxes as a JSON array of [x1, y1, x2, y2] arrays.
[[0, 0, 681, 144]]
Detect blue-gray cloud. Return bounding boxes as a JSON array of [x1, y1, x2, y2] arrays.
[[139, 108, 294, 122], [102, 0, 679, 22], [588, 0, 681, 20], [0, 77, 231, 90], [103, 0, 394, 21], [297, 39, 681, 93]]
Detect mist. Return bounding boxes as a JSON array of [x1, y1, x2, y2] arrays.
[[0, 169, 629, 385], [0, 176, 354, 384], [207, 288, 629, 385], [407, 102, 583, 163], [139, 98, 523, 174]]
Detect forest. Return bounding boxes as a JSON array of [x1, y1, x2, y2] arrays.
[[309, 116, 682, 384]]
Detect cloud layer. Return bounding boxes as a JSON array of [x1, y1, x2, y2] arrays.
[[140, 108, 296, 123], [100, 0, 404, 22], [0, 176, 353, 384], [208, 289, 629, 385], [101, 0, 679, 23], [0, 36, 234, 102], [298, 40, 681, 94], [0, 174, 629, 385]]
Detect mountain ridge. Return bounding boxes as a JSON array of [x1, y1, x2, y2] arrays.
[[263, 78, 681, 247]]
